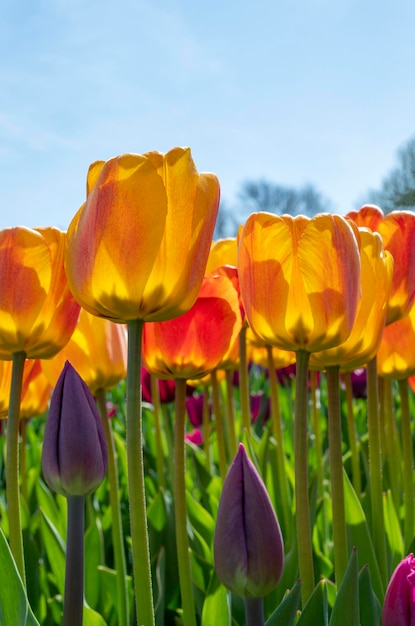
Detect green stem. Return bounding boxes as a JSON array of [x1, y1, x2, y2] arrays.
[[96, 388, 129, 626], [343, 372, 362, 497], [174, 378, 197, 626], [310, 370, 329, 544], [326, 366, 348, 587], [366, 356, 387, 589], [244, 596, 265, 626], [126, 319, 155, 626], [382, 377, 401, 513], [19, 418, 28, 504], [224, 370, 238, 458], [63, 495, 85, 626], [6, 351, 26, 585], [202, 386, 212, 472], [150, 374, 166, 490], [398, 378, 414, 549], [266, 346, 292, 547], [238, 326, 251, 437], [211, 369, 228, 482], [294, 349, 314, 604]]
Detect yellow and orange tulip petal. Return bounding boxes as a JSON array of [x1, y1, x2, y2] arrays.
[[0, 227, 80, 359], [238, 212, 361, 353], [0, 359, 50, 418], [207, 237, 238, 273], [65, 147, 220, 323], [346, 204, 415, 324], [377, 303, 415, 380], [310, 228, 393, 371], [42, 308, 127, 393], [142, 274, 243, 380]]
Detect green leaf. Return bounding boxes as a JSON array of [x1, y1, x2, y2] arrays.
[[201, 571, 230, 626], [359, 564, 382, 626], [265, 578, 301, 626], [0, 527, 29, 626], [83, 603, 107, 626], [343, 469, 384, 601], [383, 489, 404, 571], [297, 580, 329, 626], [39, 509, 66, 595], [329, 547, 359, 626], [85, 518, 105, 609]]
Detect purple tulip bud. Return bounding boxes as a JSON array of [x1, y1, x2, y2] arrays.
[[42, 361, 108, 497], [214, 443, 284, 598], [383, 554, 415, 625]]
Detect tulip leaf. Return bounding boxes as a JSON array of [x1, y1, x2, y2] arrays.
[[201, 571, 230, 626], [83, 603, 107, 626], [296, 579, 329, 626], [0, 526, 30, 626], [265, 578, 301, 626], [359, 564, 382, 626], [343, 469, 384, 601], [328, 547, 359, 626], [39, 508, 66, 595], [383, 489, 404, 570], [85, 518, 105, 609]]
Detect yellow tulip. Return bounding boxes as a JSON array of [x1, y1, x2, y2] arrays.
[[42, 307, 127, 393], [65, 147, 220, 323], [0, 227, 80, 359], [238, 212, 361, 353], [310, 228, 393, 371]]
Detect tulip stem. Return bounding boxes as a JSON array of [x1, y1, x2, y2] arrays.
[[202, 385, 212, 472], [382, 378, 400, 513], [63, 495, 85, 626], [366, 356, 387, 589], [127, 319, 155, 626], [225, 370, 238, 458], [266, 346, 292, 547], [211, 369, 228, 481], [96, 388, 129, 626], [6, 350, 26, 585], [343, 372, 362, 497], [326, 365, 348, 587], [238, 326, 252, 436], [174, 378, 197, 626], [398, 378, 414, 550], [244, 597, 265, 626], [150, 374, 166, 490], [294, 349, 314, 605]]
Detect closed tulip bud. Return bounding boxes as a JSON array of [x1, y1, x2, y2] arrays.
[[214, 443, 284, 598], [382, 554, 415, 625], [42, 361, 108, 497]]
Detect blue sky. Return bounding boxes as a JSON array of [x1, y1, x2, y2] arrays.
[[1, 0, 415, 231]]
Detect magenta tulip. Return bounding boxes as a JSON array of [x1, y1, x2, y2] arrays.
[[383, 554, 415, 625]]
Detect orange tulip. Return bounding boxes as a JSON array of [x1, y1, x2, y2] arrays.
[[377, 303, 415, 379], [310, 228, 393, 371], [238, 212, 361, 353], [346, 204, 415, 324], [65, 147, 220, 323], [42, 307, 127, 393], [0, 359, 51, 418], [142, 274, 242, 380], [0, 227, 80, 359]]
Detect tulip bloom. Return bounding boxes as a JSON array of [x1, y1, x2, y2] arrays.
[[65, 147, 220, 323], [142, 274, 242, 380], [346, 205, 415, 324], [42, 307, 127, 393], [238, 212, 361, 353], [310, 228, 393, 371], [206, 237, 238, 273], [382, 554, 415, 625], [214, 443, 284, 597], [42, 361, 108, 497], [377, 301, 415, 380], [0, 227, 80, 359]]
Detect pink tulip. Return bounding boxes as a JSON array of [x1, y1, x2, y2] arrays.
[[383, 554, 415, 625]]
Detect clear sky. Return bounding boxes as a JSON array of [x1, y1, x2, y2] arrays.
[[1, 0, 415, 231]]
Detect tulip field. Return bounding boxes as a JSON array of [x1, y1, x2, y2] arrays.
[[0, 148, 415, 625]]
